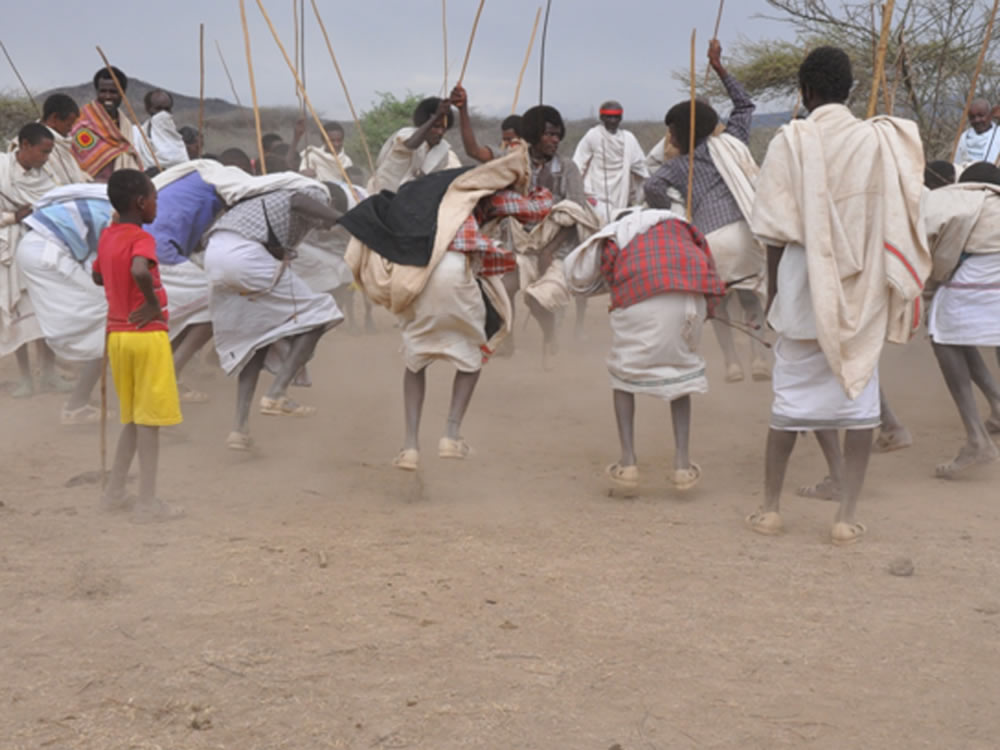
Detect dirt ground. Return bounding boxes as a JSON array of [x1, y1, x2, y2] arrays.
[[2, 304, 999, 750]]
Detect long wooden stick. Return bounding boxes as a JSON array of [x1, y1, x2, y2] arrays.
[[239, 0, 267, 175], [704, 0, 725, 84], [686, 29, 696, 223], [866, 0, 895, 118], [0, 40, 40, 117], [457, 0, 487, 85], [299, 0, 307, 146], [442, 0, 449, 93], [96, 46, 161, 172], [198, 24, 205, 157], [539, 0, 552, 104], [951, 0, 1000, 160], [512, 7, 542, 114], [256, 0, 354, 190], [310, 0, 375, 173], [215, 40, 243, 106]]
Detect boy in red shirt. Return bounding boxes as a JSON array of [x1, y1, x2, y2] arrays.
[[93, 169, 183, 522]]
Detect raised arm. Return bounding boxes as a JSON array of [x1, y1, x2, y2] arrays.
[[710, 40, 755, 144], [403, 99, 452, 151], [450, 85, 493, 163], [290, 192, 342, 229]]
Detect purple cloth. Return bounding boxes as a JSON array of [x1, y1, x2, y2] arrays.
[[145, 171, 224, 265]]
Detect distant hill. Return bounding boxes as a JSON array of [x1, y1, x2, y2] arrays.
[[40, 77, 240, 119]]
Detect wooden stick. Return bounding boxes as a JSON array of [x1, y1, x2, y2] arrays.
[[96, 46, 161, 172], [215, 40, 243, 106], [951, 0, 1000, 161], [457, 0, 487, 85], [299, 0, 307, 145], [239, 0, 267, 175], [0, 40, 40, 117], [686, 29, 696, 223], [512, 7, 542, 114], [442, 0, 449, 93], [198, 24, 206, 157], [866, 0, 895, 118], [256, 0, 355, 190], [704, 0, 725, 84], [310, 0, 375, 173], [539, 0, 552, 104]]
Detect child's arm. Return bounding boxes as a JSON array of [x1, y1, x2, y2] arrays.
[[92, 270, 104, 286], [128, 256, 164, 328]]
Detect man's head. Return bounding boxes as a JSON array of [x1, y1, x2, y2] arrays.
[[144, 89, 173, 116], [261, 133, 284, 154], [220, 147, 253, 173], [413, 97, 454, 147], [521, 105, 565, 159], [42, 93, 80, 137], [968, 98, 993, 135], [798, 46, 853, 112], [599, 100, 623, 134], [107, 168, 157, 222], [924, 160, 956, 190], [663, 100, 718, 155], [500, 115, 522, 147], [323, 121, 345, 153], [179, 126, 201, 159], [959, 161, 1000, 185], [93, 66, 127, 118], [16, 122, 55, 170]]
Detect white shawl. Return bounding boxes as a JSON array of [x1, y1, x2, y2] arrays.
[[134, 111, 189, 169], [573, 125, 648, 224], [368, 127, 461, 193], [300, 145, 353, 182]]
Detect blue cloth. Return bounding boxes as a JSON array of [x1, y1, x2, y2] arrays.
[[29, 198, 112, 263], [146, 172, 224, 265]]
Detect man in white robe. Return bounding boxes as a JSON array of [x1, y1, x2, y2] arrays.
[[572, 101, 648, 224], [954, 99, 1000, 169], [369, 97, 461, 193], [291, 118, 354, 181], [747, 47, 929, 546], [134, 90, 189, 170]]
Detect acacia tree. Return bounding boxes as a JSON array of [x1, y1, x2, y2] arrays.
[[686, 0, 1000, 158]]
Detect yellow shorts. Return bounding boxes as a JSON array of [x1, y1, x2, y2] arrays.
[[108, 330, 183, 427]]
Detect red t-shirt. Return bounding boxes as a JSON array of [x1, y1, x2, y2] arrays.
[[93, 223, 169, 332]]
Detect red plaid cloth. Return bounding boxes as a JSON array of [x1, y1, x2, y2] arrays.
[[600, 219, 727, 312], [447, 187, 555, 276]]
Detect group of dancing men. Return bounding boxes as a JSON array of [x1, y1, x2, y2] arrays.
[[2, 41, 998, 539]]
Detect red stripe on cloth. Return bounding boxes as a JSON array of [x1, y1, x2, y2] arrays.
[[884, 242, 923, 290]]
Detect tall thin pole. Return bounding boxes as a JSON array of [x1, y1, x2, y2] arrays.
[[704, 0, 725, 84], [539, 0, 552, 104], [215, 40, 243, 106], [96, 46, 161, 171], [951, 0, 1000, 160], [198, 23, 206, 157], [686, 29, 696, 223], [0, 40, 40, 117], [239, 0, 267, 174], [442, 0, 449, 93], [866, 0, 896, 118], [512, 7, 542, 114], [456, 0, 487, 85]]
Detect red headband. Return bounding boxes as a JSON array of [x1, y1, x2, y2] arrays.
[[600, 108, 623, 116]]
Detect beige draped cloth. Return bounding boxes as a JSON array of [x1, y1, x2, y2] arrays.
[[922, 182, 1000, 281], [368, 127, 461, 193], [0, 152, 56, 354], [300, 145, 353, 182], [751, 103, 930, 399]]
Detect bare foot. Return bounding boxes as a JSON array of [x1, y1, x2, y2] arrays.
[[934, 441, 1000, 479], [796, 475, 838, 501], [873, 427, 913, 453]]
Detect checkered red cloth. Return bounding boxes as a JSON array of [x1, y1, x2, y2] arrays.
[[448, 187, 554, 276], [600, 219, 726, 311]]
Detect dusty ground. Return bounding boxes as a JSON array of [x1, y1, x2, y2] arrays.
[[2, 306, 999, 750]]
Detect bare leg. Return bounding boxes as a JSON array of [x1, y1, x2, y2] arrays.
[[710, 293, 742, 379], [873, 387, 913, 452], [966, 347, 1000, 429], [104, 422, 137, 506], [836, 428, 873, 525], [763, 429, 797, 513], [670, 395, 691, 470], [445, 369, 481, 439], [525, 296, 557, 368], [13, 344, 33, 397], [135, 425, 159, 502], [234, 348, 268, 434], [172, 323, 213, 377], [64, 359, 103, 411], [737, 290, 769, 379], [573, 296, 588, 341], [932, 342, 999, 476], [265, 328, 326, 399], [331, 286, 355, 332], [495, 270, 519, 357], [613, 389, 636, 466], [797, 429, 843, 501], [403, 367, 427, 451]]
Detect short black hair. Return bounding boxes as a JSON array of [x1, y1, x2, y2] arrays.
[[143, 89, 173, 112], [924, 160, 956, 190], [959, 161, 1000, 185], [18, 122, 54, 147], [179, 126, 199, 145], [93, 66, 127, 92], [323, 120, 344, 135], [262, 133, 284, 151], [107, 168, 152, 213], [501, 115, 522, 136], [412, 97, 454, 129], [799, 46, 853, 104], [521, 105, 565, 145], [220, 147, 253, 172], [664, 101, 719, 155], [42, 93, 79, 121]]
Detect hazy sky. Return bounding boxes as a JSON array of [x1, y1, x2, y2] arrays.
[[0, 0, 794, 121]]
